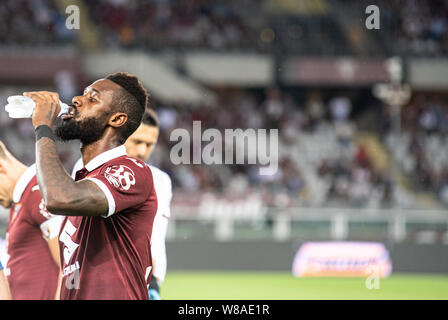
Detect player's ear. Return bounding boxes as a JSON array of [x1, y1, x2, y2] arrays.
[[108, 112, 128, 129]]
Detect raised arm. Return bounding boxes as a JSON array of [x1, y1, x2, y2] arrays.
[[24, 91, 108, 217]]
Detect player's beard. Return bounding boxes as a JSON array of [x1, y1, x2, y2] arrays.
[[54, 114, 109, 145]]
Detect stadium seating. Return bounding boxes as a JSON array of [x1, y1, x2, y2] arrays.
[[0, 0, 447, 210]]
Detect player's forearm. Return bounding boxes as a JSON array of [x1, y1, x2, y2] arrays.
[[36, 137, 108, 216], [36, 137, 75, 211]]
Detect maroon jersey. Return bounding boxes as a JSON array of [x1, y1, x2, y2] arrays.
[[6, 165, 60, 300], [59, 146, 157, 300]]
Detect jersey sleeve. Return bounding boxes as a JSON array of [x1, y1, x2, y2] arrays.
[[149, 167, 172, 283], [153, 168, 173, 219], [160, 172, 173, 219], [150, 212, 169, 283], [85, 157, 153, 218]]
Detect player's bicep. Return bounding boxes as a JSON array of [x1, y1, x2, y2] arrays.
[[59, 179, 109, 217], [81, 178, 115, 217]]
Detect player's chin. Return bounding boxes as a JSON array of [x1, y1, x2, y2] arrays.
[[55, 116, 76, 129], [53, 118, 79, 141]]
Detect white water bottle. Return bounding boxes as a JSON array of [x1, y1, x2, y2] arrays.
[[4, 95, 69, 119]]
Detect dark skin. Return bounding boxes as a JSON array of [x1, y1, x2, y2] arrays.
[[24, 79, 128, 216]]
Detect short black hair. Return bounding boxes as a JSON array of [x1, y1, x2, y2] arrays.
[[106, 72, 149, 144], [142, 108, 159, 128]]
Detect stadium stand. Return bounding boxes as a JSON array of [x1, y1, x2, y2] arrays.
[[0, 0, 447, 213], [0, 0, 75, 45]]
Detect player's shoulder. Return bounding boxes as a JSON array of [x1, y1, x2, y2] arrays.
[[106, 155, 146, 167], [147, 165, 172, 184], [103, 155, 152, 178], [98, 156, 153, 192]]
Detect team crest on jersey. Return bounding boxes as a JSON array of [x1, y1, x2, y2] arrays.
[[104, 165, 136, 191]]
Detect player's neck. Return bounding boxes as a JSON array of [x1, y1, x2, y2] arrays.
[[80, 138, 122, 166]]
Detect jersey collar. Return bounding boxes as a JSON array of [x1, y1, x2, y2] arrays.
[[84, 145, 127, 172], [12, 164, 36, 203]]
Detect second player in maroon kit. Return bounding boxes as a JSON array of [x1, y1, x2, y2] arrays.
[[60, 146, 157, 299], [7, 166, 61, 299], [0, 141, 62, 300]]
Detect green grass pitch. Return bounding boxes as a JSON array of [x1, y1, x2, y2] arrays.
[[162, 271, 448, 300]]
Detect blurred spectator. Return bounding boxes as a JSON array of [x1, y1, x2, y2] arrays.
[[305, 92, 325, 132], [329, 95, 352, 124], [263, 87, 284, 128], [54, 70, 77, 102]]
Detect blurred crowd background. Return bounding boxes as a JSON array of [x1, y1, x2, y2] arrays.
[[0, 0, 447, 217], [2, 0, 448, 55]]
